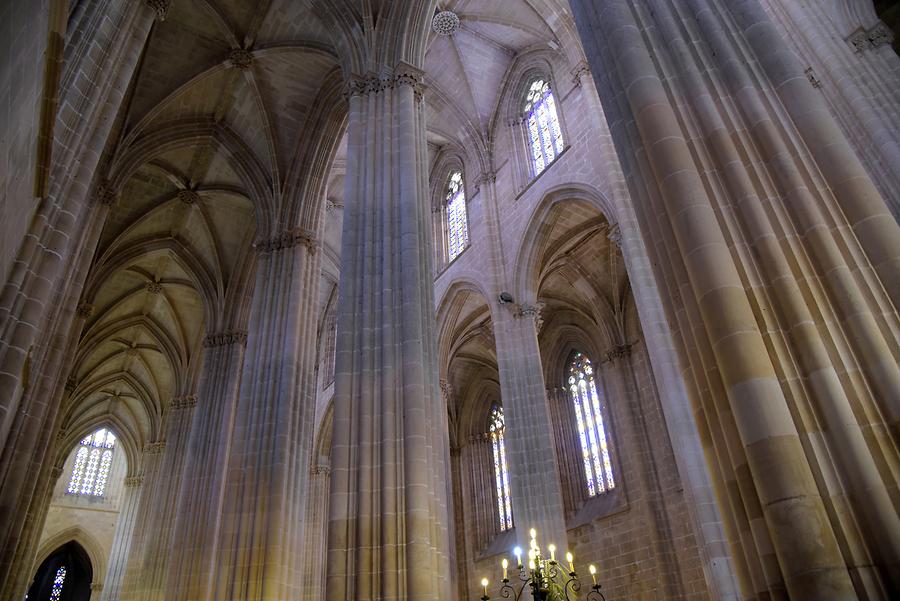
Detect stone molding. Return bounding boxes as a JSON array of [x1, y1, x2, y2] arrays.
[[229, 48, 253, 70], [124, 475, 144, 488], [170, 394, 198, 410], [203, 330, 248, 348], [143, 0, 169, 21], [255, 227, 318, 254], [343, 63, 426, 101], [178, 189, 200, 205], [143, 441, 166, 454], [847, 22, 894, 52]]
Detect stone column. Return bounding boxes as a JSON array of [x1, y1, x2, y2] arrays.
[[302, 465, 331, 601], [212, 229, 320, 599], [0, 2, 158, 592], [100, 475, 142, 601], [165, 332, 247, 600], [120, 442, 167, 600], [326, 65, 451, 601], [568, 1, 862, 598], [492, 304, 568, 552]]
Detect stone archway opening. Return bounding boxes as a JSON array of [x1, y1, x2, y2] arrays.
[[26, 540, 93, 601]]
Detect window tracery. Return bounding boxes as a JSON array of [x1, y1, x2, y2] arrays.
[[524, 79, 564, 176], [489, 404, 514, 531], [446, 170, 468, 261], [67, 428, 116, 497], [567, 352, 615, 496]]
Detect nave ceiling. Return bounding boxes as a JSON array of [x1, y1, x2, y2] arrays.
[[64, 0, 587, 458]]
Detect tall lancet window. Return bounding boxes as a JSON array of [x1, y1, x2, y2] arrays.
[[446, 170, 468, 261], [67, 428, 116, 496], [568, 352, 615, 496], [524, 78, 564, 176], [489, 404, 514, 531], [49, 566, 66, 601]]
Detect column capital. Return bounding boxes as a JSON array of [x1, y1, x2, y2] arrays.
[[95, 181, 118, 207], [313, 465, 331, 476], [255, 227, 318, 255], [203, 330, 248, 348], [170, 394, 198, 411], [343, 63, 426, 100], [143, 440, 166, 455], [571, 60, 590, 86], [604, 343, 633, 363], [143, 0, 169, 22], [76, 302, 95, 318], [90, 582, 103, 591], [607, 223, 622, 249], [124, 475, 144, 488], [514, 301, 545, 332]]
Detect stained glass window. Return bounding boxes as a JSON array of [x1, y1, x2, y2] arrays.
[[489, 405, 514, 531], [567, 352, 615, 496], [445, 171, 468, 261], [67, 428, 116, 496], [523, 79, 564, 177], [49, 566, 66, 601], [323, 308, 337, 388]]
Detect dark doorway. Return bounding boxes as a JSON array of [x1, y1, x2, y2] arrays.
[[874, 0, 900, 53], [25, 541, 92, 601]]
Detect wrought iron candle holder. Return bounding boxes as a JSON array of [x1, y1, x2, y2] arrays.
[[477, 528, 607, 601]]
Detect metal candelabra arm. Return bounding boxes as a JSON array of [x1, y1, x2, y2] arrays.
[[498, 575, 529, 601], [586, 583, 606, 601]]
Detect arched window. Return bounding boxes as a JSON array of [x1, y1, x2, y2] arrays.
[[489, 404, 513, 531], [322, 307, 337, 388], [523, 79, 564, 176], [67, 428, 116, 497], [445, 170, 468, 261], [49, 566, 66, 601], [567, 352, 615, 496]]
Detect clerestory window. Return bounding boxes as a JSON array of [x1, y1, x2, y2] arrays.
[[67, 428, 116, 497]]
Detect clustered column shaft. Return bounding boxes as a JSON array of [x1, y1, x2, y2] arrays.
[[326, 65, 451, 601]]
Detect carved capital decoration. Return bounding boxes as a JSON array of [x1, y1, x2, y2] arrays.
[[343, 64, 426, 102], [124, 475, 144, 488], [145, 280, 163, 294], [605, 343, 633, 362], [868, 22, 894, 48], [91, 583, 104, 592], [178, 189, 200, 205], [143, 0, 169, 22], [313, 465, 332, 476], [50, 465, 65, 480], [203, 330, 248, 348], [65, 377, 77, 393], [96, 182, 118, 207], [804, 67, 822, 88], [847, 22, 894, 52], [571, 60, 590, 86], [255, 227, 318, 254], [515, 302, 545, 332], [170, 394, 198, 410], [229, 48, 253, 70], [477, 171, 497, 186], [607, 223, 622, 249], [76, 302, 95, 318], [143, 441, 166, 454]]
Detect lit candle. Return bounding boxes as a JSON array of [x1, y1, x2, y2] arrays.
[[589, 564, 597, 585], [529, 559, 536, 570], [548, 544, 556, 562], [566, 552, 574, 573], [481, 577, 489, 597], [530, 527, 537, 540], [501, 558, 508, 580], [514, 546, 523, 568]]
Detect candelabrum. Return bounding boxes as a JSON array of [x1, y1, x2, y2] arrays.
[[477, 528, 606, 601]]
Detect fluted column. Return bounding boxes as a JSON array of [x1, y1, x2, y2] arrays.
[[492, 304, 568, 551], [568, 0, 898, 598], [120, 442, 167, 600], [212, 228, 320, 600], [326, 65, 451, 601], [165, 332, 246, 600], [301, 465, 331, 601], [0, 2, 157, 592], [101, 475, 143, 601]]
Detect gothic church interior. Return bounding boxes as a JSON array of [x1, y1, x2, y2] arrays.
[[1, 1, 898, 600]]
